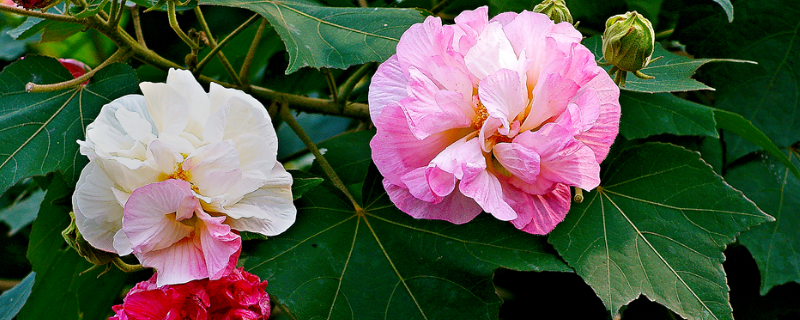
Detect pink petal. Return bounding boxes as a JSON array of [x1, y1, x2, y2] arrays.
[[399, 67, 472, 139], [425, 166, 456, 198], [139, 236, 208, 287], [396, 16, 447, 78], [383, 180, 482, 224], [370, 102, 469, 188], [507, 183, 572, 235], [478, 68, 529, 130], [520, 71, 580, 132], [400, 167, 437, 203], [123, 180, 196, 254], [195, 209, 241, 280], [459, 169, 517, 221], [574, 74, 621, 162], [463, 21, 520, 80], [514, 124, 601, 191], [369, 55, 408, 120], [492, 142, 541, 183]]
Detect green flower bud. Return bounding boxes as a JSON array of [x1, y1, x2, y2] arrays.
[[533, 0, 573, 24], [62, 211, 117, 266], [602, 11, 656, 86]]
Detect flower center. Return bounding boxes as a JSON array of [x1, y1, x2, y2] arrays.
[[472, 101, 489, 130]]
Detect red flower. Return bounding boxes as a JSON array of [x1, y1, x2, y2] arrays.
[[110, 268, 270, 320]]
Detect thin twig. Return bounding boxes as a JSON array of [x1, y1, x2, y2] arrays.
[[107, 0, 120, 27], [323, 68, 338, 104], [168, 1, 199, 50], [279, 104, 362, 211], [131, 5, 148, 49], [337, 62, 373, 105], [239, 18, 268, 86], [195, 12, 260, 79], [431, 0, 456, 14], [0, 4, 86, 23], [26, 48, 132, 93], [246, 84, 370, 121]]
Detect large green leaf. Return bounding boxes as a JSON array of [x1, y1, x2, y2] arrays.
[[619, 91, 718, 139], [549, 143, 772, 320], [727, 149, 800, 295], [199, 0, 427, 73], [17, 175, 126, 320], [713, 109, 800, 181], [0, 56, 138, 195], [673, 0, 800, 160], [241, 132, 570, 319], [583, 36, 749, 93], [0, 272, 34, 320]]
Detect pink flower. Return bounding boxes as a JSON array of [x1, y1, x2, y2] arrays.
[[369, 7, 620, 234], [123, 179, 241, 286], [110, 268, 271, 320]]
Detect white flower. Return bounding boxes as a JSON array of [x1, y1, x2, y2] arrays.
[[72, 69, 296, 276]]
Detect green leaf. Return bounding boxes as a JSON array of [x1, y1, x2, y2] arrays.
[[128, 0, 198, 11], [549, 143, 772, 320], [69, 0, 109, 19], [619, 91, 718, 139], [311, 130, 374, 186], [0, 189, 44, 235], [712, 0, 734, 22], [728, 149, 800, 295], [8, 4, 84, 42], [0, 272, 34, 320], [673, 0, 799, 160], [18, 175, 126, 320], [0, 56, 139, 195], [713, 109, 800, 181], [583, 36, 751, 93], [199, 0, 427, 73], [289, 170, 324, 200], [241, 132, 570, 319]]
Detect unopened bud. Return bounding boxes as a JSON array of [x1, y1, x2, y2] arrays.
[[533, 0, 573, 24], [62, 211, 116, 266], [602, 11, 656, 86]]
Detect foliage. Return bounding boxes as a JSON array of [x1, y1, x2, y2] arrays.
[[0, 0, 798, 319]]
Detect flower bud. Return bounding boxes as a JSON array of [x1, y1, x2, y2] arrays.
[[62, 211, 117, 266], [602, 11, 656, 86], [533, 0, 573, 24]]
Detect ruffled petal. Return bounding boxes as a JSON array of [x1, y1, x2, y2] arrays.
[[463, 21, 520, 80], [460, 169, 517, 221], [73, 161, 124, 253], [225, 163, 296, 236], [369, 55, 409, 120], [507, 183, 572, 235], [165, 69, 210, 138], [384, 180, 482, 224], [492, 142, 541, 183], [478, 68, 528, 129], [399, 67, 472, 139], [195, 208, 241, 280], [138, 82, 190, 135], [123, 180, 196, 254]]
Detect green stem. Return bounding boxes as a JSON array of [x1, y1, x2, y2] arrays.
[[0, 4, 86, 24], [279, 104, 362, 211], [248, 84, 370, 120], [107, 0, 120, 27], [131, 5, 148, 49], [195, 12, 260, 81], [239, 18, 268, 86], [168, 1, 199, 50], [337, 62, 374, 106], [110, 257, 146, 273], [26, 48, 131, 93], [431, 0, 456, 14], [323, 68, 338, 104]]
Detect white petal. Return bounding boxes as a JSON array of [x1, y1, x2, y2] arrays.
[[225, 163, 296, 236], [73, 162, 123, 253], [139, 82, 190, 135], [463, 21, 520, 80]]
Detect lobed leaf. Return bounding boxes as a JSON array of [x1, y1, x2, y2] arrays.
[[728, 149, 800, 295], [673, 0, 800, 160], [241, 131, 570, 319], [583, 36, 751, 93], [549, 143, 772, 320], [619, 91, 718, 139], [0, 56, 138, 195], [17, 175, 126, 320], [199, 0, 427, 73]]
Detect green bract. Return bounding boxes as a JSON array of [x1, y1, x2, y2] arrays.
[[602, 11, 656, 86], [533, 0, 573, 24]]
